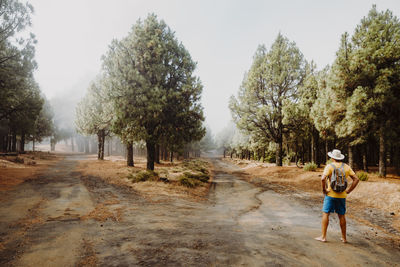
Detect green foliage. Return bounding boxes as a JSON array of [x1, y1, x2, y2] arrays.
[[178, 176, 202, 188], [198, 126, 216, 152], [283, 152, 296, 166], [75, 76, 113, 136], [229, 34, 306, 166], [182, 172, 210, 183], [177, 159, 210, 187], [128, 170, 159, 183], [357, 171, 369, 181], [178, 171, 209, 187], [182, 159, 209, 174], [102, 14, 205, 169], [303, 162, 318, 171], [0, 1, 54, 152]]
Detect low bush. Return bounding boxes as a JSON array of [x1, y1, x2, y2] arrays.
[[283, 152, 296, 166], [303, 162, 317, 172], [182, 172, 209, 183], [128, 170, 159, 183], [178, 171, 210, 187], [182, 160, 209, 174], [179, 176, 201, 188], [27, 160, 36, 165], [264, 152, 276, 163], [357, 171, 369, 181], [13, 156, 24, 164]]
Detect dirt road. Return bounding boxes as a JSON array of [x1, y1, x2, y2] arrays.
[[1, 156, 399, 266]]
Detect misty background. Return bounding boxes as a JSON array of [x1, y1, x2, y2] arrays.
[[30, 0, 400, 136]]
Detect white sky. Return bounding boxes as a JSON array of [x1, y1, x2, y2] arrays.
[[30, 0, 400, 135]]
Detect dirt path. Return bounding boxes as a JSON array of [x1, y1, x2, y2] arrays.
[[0, 156, 399, 266]]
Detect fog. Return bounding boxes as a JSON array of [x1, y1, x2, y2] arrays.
[[30, 0, 400, 135]]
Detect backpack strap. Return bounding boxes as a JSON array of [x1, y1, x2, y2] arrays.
[[329, 163, 336, 181], [340, 162, 346, 181], [329, 163, 336, 174]]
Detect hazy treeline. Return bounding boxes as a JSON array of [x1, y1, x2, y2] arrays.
[[75, 14, 213, 170], [226, 6, 400, 177], [0, 0, 55, 152]]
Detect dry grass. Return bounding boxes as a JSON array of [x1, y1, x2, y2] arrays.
[[77, 239, 98, 267], [76, 155, 213, 200], [81, 203, 120, 222], [0, 152, 61, 191]]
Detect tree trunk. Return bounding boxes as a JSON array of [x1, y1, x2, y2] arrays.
[[155, 144, 160, 164], [97, 133, 102, 160], [363, 143, 368, 172], [6, 133, 11, 152], [32, 138, 35, 152], [100, 130, 105, 160], [395, 145, 400, 176], [311, 130, 317, 164], [325, 139, 328, 164], [11, 131, 17, 152], [164, 147, 168, 161], [276, 141, 283, 166], [127, 142, 134, 167], [71, 137, 74, 152], [146, 141, 155, 170], [20, 132, 25, 153], [107, 139, 110, 157], [379, 124, 386, 177], [170, 151, 173, 162], [348, 145, 354, 169]]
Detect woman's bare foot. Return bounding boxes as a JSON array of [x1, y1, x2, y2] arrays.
[[314, 236, 327, 242], [341, 237, 348, 243]]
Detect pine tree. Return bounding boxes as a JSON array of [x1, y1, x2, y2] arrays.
[[102, 14, 204, 170], [230, 34, 306, 166], [75, 76, 113, 160]]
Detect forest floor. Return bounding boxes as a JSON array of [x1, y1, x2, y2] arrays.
[[0, 154, 399, 266]]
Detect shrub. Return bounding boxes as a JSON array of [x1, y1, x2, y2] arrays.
[[263, 150, 276, 163], [283, 152, 296, 166], [182, 172, 210, 183], [13, 156, 24, 164], [27, 160, 36, 165], [303, 162, 317, 172], [179, 176, 201, 188], [182, 160, 209, 174], [128, 170, 159, 183], [178, 171, 210, 187], [357, 171, 369, 181]]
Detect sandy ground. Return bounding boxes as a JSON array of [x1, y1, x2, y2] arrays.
[[75, 155, 212, 200], [0, 155, 399, 266], [0, 152, 61, 191], [224, 158, 400, 239]]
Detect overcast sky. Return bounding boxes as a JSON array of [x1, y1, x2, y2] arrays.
[[29, 0, 400, 134]]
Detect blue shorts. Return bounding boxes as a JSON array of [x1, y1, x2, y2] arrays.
[[322, 196, 346, 215]]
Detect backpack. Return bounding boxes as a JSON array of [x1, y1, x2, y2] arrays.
[[329, 163, 348, 193]]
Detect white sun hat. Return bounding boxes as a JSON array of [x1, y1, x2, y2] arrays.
[[327, 149, 345, 160]]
